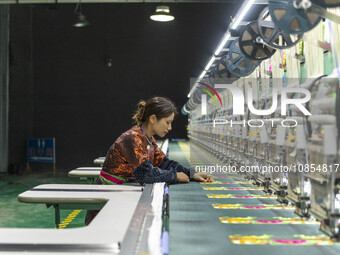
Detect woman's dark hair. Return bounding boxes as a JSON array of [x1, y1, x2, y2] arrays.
[[132, 97, 178, 125]]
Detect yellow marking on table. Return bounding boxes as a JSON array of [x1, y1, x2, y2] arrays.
[[203, 187, 264, 190], [213, 204, 294, 210], [219, 216, 319, 224], [229, 235, 337, 245], [200, 181, 252, 184], [207, 194, 277, 199]]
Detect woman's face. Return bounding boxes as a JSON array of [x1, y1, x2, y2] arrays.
[[152, 113, 175, 137]]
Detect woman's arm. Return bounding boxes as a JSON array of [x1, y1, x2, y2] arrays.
[[159, 158, 214, 182], [133, 160, 189, 185], [159, 157, 191, 177]]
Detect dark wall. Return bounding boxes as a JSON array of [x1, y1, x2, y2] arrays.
[[9, 3, 240, 171], [9, 6, 34, 171]]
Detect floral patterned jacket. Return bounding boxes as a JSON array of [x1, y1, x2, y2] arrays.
[[100, 125, 190, 185]]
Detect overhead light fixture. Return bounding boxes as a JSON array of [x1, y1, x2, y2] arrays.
[[214, 33, 231, 55], [73, 13, 89, 27], [231, 0, 255, 29], [73, 0, 89, 27], [185, 0, 258, 109], [150, 5, 175, 22], [187, 82, 199, 98], [204, 57, 216, 72]]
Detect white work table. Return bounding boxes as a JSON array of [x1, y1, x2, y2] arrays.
[[75, 167, 102, 170], [93, 157, 105, 165], [68, 167, 102, 182], [18, 184, 142, 206], [68, 169, 100, 181], [0, 183, 147, 254]]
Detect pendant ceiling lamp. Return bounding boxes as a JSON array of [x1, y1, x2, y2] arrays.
[[150, 5, 175, 22], [73, 13, 90, 27], [73, 0, 89, 27]]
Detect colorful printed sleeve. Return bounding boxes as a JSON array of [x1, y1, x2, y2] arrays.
[[159, 157, 191, 178], [102, 133, 147, 179], [133, 160, 177, 185], [102, 145, 134, 179], [117, 133, 147, 166]]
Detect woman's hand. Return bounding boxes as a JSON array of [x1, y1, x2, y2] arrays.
[[193, 172, 214, 182], [176, 172, 190, 183]]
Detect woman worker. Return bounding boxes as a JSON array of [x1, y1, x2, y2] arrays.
[[85, 97, 213, 224]]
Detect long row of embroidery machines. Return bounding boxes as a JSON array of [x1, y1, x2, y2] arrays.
[[183, 0, 340, 246]]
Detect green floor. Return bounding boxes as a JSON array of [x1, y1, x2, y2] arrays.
[[0, 172, 88, 229]]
